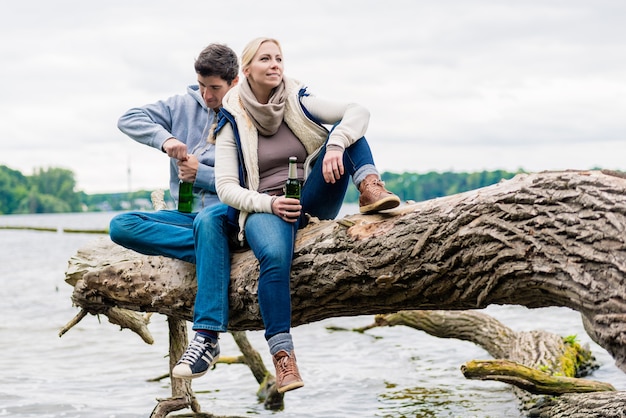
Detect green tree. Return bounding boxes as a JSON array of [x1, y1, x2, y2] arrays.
[[16, 191, 73, 213], [0, 165, 29, 214], [27, 167, 81, 212]]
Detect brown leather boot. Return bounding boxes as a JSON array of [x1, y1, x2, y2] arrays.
[[358, 174, 401, 214], [272, 350, 304, 393]]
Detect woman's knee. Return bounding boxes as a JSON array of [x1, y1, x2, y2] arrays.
[[256, 242, 292, 271]]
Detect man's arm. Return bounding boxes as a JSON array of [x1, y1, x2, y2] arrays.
[[117, 97, 184, 152], [118, 92, 217, 194]]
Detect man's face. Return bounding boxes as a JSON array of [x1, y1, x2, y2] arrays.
[[197, 74, 238, 111]]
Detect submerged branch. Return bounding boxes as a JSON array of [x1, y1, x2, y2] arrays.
[[461, 359, 615, 395]]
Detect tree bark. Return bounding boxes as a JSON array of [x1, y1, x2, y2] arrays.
[[65, 170, 626, 374], [528, 391, 626, 417]]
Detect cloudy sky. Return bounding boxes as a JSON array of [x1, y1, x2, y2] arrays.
[[2, 0, 625, 193]]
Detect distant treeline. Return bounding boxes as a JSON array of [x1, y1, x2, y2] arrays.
[[345, 170, 524, 203], [0, 165, 158, 214], [0, 164, 524, 215]]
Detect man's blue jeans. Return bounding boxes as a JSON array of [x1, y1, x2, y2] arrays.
[[191, 203, 232, 333], [109, 204, 232, 332], [192, 137, 377, 339], [110, 209, 197, 263]]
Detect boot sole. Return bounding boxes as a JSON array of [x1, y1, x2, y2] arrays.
[[277, 380, 305, 393], [359, 196, 401, 214]]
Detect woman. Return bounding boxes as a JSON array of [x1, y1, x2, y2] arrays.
[[172, 37, 400, 393]]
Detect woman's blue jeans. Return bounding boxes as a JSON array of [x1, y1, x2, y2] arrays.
[[193, 137, 376, 339]]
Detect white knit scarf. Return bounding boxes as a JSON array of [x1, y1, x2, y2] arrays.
[[239, 77, 287, 136]]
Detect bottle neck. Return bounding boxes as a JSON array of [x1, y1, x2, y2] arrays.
[[288, 159, 297, 179]]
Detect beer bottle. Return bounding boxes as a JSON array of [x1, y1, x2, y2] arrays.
[[178, 181, 194, 213], [284, 156, 301, 199]]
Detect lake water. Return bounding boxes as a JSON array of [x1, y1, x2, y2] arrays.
[[1, 209, 625, 418]]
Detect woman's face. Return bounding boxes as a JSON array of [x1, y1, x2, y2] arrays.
[[244, 41, 283, 92]]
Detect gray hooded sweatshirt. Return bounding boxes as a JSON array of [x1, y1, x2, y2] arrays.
[[117, 85, 219, 211]]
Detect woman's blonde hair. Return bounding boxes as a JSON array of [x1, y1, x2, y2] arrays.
[[240, 37, 282, 74]]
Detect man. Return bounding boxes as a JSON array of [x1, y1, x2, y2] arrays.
[[109, 43, 239, 263], [110, 44, 239, 384]]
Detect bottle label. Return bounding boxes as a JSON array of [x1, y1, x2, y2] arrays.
[[178, 182, 194, 213], [285, 179, 301, 199]]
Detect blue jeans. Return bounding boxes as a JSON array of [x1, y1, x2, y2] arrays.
[[109, 205, 232, 332], [109, 210, 197, 263], [191, 203, 232, 333], [192, 137, 377, 339], [301, 137, 376, 220], [245, 212, 297, 337]]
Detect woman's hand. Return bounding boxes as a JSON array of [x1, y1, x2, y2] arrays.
[[322, 148, 344, 183], [272, 196, 301, 223]]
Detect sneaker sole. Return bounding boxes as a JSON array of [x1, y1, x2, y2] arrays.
[[277, 381, 304, 393], [172, 369, 208, 379], [359, 196, 401, 214], [171, 354, 220, 379]]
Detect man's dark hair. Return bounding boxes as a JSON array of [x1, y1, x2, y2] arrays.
[[194, 43, 239, 85]]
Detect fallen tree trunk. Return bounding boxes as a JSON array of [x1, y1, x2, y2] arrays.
[[66, 170, 626, 373], [64, 170, 626, 416]]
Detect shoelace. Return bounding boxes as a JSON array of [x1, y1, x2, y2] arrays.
[[179, 339, 210, 364], [276, 354, 298, 377], [363, 179, 386, 194]]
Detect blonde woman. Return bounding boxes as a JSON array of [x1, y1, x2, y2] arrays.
[[173, 37, 399, 393]]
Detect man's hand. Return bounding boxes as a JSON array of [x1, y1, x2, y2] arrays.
[[162, 137, 188, 161], [177, 155, 199, 183]]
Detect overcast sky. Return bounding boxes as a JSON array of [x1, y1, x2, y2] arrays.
[[2, 0, 625, 193]]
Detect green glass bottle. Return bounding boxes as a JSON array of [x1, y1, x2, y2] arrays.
[[285, 156, 301, 199], [178, 181, 194, 213]]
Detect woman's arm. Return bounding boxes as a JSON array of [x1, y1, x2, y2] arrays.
[[300, 94, 370, 149]]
